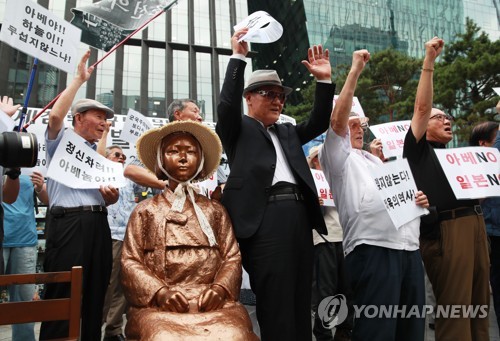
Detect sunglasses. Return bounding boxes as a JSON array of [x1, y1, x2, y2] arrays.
[[430, 113, 454, 122], [113, 152, 126, 160], [254, 90, 287, 103]]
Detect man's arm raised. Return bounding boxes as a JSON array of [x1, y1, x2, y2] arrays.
[[48, 50, 94, 140], [330, 50, 370, 136], [410, 37, 444, 143]]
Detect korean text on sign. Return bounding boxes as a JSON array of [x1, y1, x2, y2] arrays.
[[46, 129, 127, 189], [311, 169, 335, 207], [369, 120, 411, 159], [368, 158, 428, 229], [0, 0, 81, 74], [435, 147, 500, 199]]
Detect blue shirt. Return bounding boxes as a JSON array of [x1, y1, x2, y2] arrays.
[[45, 127, 105, 208], [482, 131, 500, 236], [3, 175, 37, 247], [107, 178, 145, 241]]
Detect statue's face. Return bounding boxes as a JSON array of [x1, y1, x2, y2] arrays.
[[161, 133, 201, 182]]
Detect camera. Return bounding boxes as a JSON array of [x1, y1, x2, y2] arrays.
[[0, 131, 38, 168]]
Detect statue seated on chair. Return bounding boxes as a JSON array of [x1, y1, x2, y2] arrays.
[[121, 121, 258, 340]]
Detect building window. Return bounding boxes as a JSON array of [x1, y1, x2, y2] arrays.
[[122, 45, 141, 115], [196, 52, 212, 121], [148, 48, 166, 117], [194, 1, 211, 46], [173, 49, 189, 99], [95, 49, 115, 109], [171, 0, 189, 43], [215, 0, 231, 48]]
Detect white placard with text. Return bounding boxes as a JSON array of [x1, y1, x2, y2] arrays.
[[196, 174, 218, 198], [434, 147, 500, 199], [369, 120, 411, 158], [119, 108, 153, 146], [17, 107, 169, 175], [0, 0, 81, 74], [46, 129, 127, 189], [311, 169, 335, 207], [368, 158, 428, 229]]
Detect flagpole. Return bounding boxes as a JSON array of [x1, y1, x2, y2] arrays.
[[17, 58, 38, 131], [24, 0, 178, 129]]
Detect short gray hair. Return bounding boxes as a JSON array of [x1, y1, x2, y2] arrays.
[[105, 145, 123, 158], [167, 99, 197, 122]]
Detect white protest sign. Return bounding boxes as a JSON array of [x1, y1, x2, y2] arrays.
[[434, 147, 500, 199], [21, 165, 46, 177], [0, 111, 16, 132], [0, 0, 81, 74], [333, 96, 365, 117], [17, 107, 169, 175], [311, 169, 335, 207], [493, 87, 500, 96], [368, 158, 428, 229], [46, 129, 127, 189], [196, 173, 218, 198], [234, 11, 283, 43], [277, 113, 296, 125], [119, 108, 153, 146], [369, 120, 411, 158]]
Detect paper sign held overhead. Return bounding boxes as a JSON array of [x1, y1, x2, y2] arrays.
[[0, 0, 81, 74], [234, 11, 283, 44], [333, 96, 366, 117]]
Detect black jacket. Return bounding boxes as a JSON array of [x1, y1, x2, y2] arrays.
[[216, 58, 335, 238]]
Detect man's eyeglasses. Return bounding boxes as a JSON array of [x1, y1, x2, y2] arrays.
[[348, 121, 369, 133], [254, 90, 287, 103], [430, 113, 454, 122], [113, 152, 126, 160]]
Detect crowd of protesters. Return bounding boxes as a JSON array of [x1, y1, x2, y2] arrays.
[[1, 32, 499, 341]]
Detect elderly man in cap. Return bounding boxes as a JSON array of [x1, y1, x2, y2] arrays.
[[320, 50, 429, 341], [216, 28, 335, 341], [40, 50, 119, 341]]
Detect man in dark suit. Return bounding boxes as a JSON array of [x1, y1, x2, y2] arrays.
[[216, 28, 335, 341]]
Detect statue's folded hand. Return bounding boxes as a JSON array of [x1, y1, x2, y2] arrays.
[[156, 288, 189, 313], [198, 284, 227, 312]]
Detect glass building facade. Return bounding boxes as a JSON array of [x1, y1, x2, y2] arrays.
[[0, 0, 497, 114], [0, 0, 252, 122], [249, 0, 499, 103]]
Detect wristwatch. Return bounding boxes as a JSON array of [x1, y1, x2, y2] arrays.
[[5, 168, 21, 180]]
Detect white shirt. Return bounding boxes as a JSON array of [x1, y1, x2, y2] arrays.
[[313, 206, 343, 245], [267, 126, 297, 185], [319, 126, 420, 256]]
